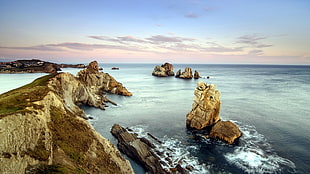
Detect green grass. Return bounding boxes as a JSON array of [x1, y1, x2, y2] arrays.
[[0, 73, 58, 117], [49, 106, 92, 165]]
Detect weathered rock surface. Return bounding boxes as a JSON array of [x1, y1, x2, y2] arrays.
[[111, 124, 189, 174], [111, 124, 167, 174], [186, 82, 242, 144], [194, 70, 200, 79], [186, 82, 221, 129], [77, 61, 132, 96], [0, 63, 134, 174], [209, 121, 242, 144], [152, 62, 175, 77], [175, 67, 193, 79]]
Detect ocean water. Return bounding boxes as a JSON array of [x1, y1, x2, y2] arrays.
[[1, 64, 309, 173]]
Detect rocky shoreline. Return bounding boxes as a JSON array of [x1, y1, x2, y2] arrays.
[[1, 61, 242, 173], [0, 61, 133, 174], [0, 59, 86, 73]]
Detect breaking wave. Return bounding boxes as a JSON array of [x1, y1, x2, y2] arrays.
[[128, 126, 210, 174], [224, 121, 296, 174]]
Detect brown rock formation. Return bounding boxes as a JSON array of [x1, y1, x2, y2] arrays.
[[152, 62, 175, 77], [186, 82, 221, 129], [77, 61, 132, 96], [186, 82, 242, 144], [0, 72, 134, 173], [111, 124, 189, 174], [194, 70, 200, 79], [111, 124, 168, 174], [209, 121, 242, 144], [176, 67, 193, 79]]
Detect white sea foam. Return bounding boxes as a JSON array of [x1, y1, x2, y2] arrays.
[[128, 126, 210, 174], [224, 122, 296, 174]]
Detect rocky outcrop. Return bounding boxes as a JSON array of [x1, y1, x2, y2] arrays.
[[186, 82, 241, 144], [186, 82, 221, 129], [209, 121, 242, 144], [77, 61, 132, 96], [111, 124, 188, 174], [111, 124, 167, 174], [152, 62, 175, 77], [194, 70, 200, 79], [0, 63, 134, 173], [175, 67, 193, 79]]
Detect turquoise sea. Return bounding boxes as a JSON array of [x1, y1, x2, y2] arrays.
[[1, 64, 309, 173]]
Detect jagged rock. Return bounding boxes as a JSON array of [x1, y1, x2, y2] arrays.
[[111, 124, 168, 174], [176, 67, 193, 79], [152, 62, 175, 77], [162, 62, 175, 76], [186, 82, 221, 129], [0, 71, 134, 174], [77, 61, 132, 96], [186, 82, 242, 144], [209, 121, 242, 144], [194, 70, 200, 79]]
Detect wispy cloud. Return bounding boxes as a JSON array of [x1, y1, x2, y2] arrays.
[[185, 13, 199, 18], [1, 34, 252, 56], [146, 35, 196, 43], [0, 42, 145, 52], [237, 34, 267, 45], [248, 50, 264, 56]]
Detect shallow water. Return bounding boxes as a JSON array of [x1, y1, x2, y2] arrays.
[[1, 64, 309, 173]]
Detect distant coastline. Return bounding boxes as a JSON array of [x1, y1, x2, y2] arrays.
[[0, 59, 85, 74]]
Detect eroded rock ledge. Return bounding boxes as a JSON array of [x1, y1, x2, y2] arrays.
[[186, 82, 242, 144], [111, 124, 189, 174], [0, 61, 134, 174]]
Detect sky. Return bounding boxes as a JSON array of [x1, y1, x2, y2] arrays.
[[0, 0, 309, 64]]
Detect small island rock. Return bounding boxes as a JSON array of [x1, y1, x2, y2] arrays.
[[176, 67, 193, 79], [186, 82, 221, 129], [152, 62, 175, 77], [194, 70, 201, 79], [209, 121, 242, 144]]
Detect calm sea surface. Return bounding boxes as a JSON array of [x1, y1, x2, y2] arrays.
[[1, 64, 309, 173]]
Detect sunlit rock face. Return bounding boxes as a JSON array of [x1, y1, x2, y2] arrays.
[[175, 67, 193, 79], [0, 61, 134, 174], [77, 61, 132, 96], [152, 62, 175, 77], [186, 82, 221, 129], [186, 82, 242, 144]]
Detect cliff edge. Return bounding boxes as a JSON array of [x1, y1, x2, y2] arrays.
[[0, 62, 134, 174]]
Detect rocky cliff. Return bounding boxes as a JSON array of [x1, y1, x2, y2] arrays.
[[0, 63, 134, 174]]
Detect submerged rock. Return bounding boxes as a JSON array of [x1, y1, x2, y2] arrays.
[[209, 121, 242, 144], [186, 82, 221, 129], [152, 62, 175, 77]]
